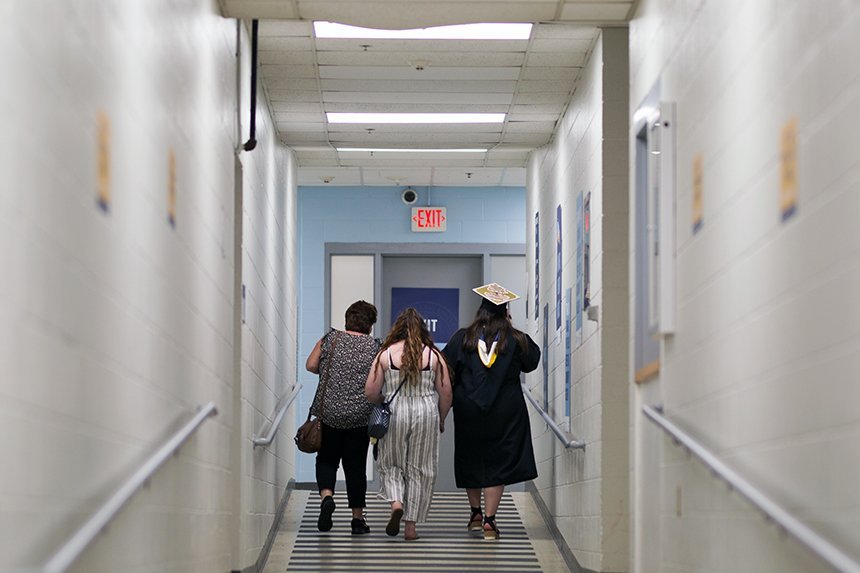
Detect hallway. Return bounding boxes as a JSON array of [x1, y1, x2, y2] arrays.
[[4, 1, 860, 572], [263, 491, 567, 572]]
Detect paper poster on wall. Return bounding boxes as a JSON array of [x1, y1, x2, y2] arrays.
[[534, 212, 540, 320], [96, 112, 111, 212], [542, 304, 549, 411], [780, 117, 798, 221], [391, 287, 459, 343], [692, 153, 704, 233], [564, 287, 572, 426], [556, 205, 562, 331], [575, 192, 583, 346], [168, 148, 177, 228]]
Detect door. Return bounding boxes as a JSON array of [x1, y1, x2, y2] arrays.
[[381, 255, 483, 491]]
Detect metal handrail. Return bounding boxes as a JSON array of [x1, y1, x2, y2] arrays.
[[521, 382, 585, 449], [42, 402, 218, 573], [643, 404, 860, 573], [253, 384, 302, 447]]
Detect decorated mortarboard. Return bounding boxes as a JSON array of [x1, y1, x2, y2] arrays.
[[472, 282, 519, 306]]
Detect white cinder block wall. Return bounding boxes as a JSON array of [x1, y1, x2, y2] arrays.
[[0, 2, 298, 572], [234, 21, 301, 567], [630, 1, 860, 572], [526, 29, 630, 573], [237, 62, 300, 566]]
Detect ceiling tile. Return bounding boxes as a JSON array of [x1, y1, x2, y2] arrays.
[[259, 37, 313, 51], [259, 50, 314, 65], [314, 38, 529, 53], [260, 64, 317, 79], [323, 92, 514, 105], [516, 79, 577, 92], [533, 24, 600, 40], [297, 166, 364, 186], [505, 121, 557, 133], [316, 51, 526, 67], [319, 79, 518, 93], [526, 52, 587, 67], [270, 102, 323, 113], [324, 102, 511, 113], [265, 78, 319, 90], [258, 20, 312, 37], [273, 112, 325, 122], [266, 90, 321, 103], [318, 66, 521, 81], [521, 67, 580, 80], [361, 169, 433, 185], [530, 38, 595, 52], [559, 2, 633, 21]]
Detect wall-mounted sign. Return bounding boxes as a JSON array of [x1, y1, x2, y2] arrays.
[[168, 148, 177, 228], [391, 287, 459, 343], [96, 112, 111, 212], [780, 117, 798, 221], [692, 153, 704, 233], [411, 207, 447, 232]]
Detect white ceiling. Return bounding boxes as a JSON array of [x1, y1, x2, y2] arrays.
[[222, 1, 635, 187]]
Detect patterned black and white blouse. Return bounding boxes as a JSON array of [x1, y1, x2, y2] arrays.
[[310, 329, 380, 429]]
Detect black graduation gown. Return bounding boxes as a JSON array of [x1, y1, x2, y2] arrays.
[[442, 329, 541, 488]]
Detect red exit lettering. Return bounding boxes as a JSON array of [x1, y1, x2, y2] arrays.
[[412, 208, 447, 229]]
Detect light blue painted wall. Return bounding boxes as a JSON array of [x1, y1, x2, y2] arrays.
[[295, 185, 526, 482]]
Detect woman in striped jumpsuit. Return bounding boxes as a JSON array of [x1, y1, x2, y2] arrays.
[[365, 308, 452, 541]]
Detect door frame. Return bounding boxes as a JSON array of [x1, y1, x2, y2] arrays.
[[324, 242, 525, 332]]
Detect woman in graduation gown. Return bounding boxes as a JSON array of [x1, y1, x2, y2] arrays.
[[442, 284, 540, 540]]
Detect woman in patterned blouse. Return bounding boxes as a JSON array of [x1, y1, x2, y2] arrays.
[[306, 300, 380, 535]]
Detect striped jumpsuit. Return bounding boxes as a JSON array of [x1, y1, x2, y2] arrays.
[[376, 349, 440, 523]]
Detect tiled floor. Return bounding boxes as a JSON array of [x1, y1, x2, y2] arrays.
[[264, 489, 570, 572]]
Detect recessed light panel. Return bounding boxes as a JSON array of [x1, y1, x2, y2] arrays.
[[314, 22, 532, 40], [327, 113, 505, 124]]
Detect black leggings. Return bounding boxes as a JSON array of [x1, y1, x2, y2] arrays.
[[316, 423, 370, 508]]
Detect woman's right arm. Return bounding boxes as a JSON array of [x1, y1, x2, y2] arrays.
[[364, 354, 386, 404], [305, 338, 323, 374], [434, 353, 453, 432]]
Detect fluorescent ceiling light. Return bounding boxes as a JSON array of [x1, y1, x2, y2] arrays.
[[314, 22, 532, 40], [337, 148, 488, 153], [327, 112, 505, 124]]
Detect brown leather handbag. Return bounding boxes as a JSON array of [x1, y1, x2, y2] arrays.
[[295, 331, 341, 453]]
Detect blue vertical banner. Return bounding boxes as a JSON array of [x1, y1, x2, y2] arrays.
[[534, 212, 540, 320], [575, 192, 584, 344], [542, 304, 549, 411], [556, 205, 562, 331], [565, 287, 572, 420], [390, 287, 459, 343]]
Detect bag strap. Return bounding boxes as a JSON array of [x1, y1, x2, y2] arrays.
[[310, 330, 342, 420], [385, 376, 408, 406]]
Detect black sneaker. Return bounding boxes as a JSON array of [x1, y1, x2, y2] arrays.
[[351, 516, 371, 535], [318, 496, 335, 532]]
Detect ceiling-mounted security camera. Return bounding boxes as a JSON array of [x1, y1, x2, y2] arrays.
[[401, 188, 418, 205]]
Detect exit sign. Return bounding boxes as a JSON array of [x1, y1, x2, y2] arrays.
[[411, 206, 447, 232]]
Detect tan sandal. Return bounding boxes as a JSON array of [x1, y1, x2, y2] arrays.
[[483, 517, 500, 540]]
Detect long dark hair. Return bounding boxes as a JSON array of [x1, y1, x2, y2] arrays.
[[463, 302, 528, 355], [376, 308, 447, 384]]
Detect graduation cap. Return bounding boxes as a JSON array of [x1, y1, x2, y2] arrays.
[[473, 282, 519, 314]]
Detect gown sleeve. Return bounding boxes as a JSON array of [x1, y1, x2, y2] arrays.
[[520, 334, 541, 373]]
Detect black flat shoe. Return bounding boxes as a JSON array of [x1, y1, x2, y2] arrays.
[[351, 516, 371, 535], [385, 508, 404, 537], [318, 496, 335, 532]]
